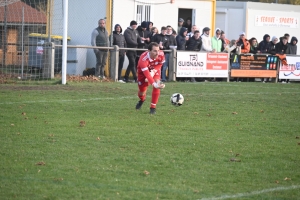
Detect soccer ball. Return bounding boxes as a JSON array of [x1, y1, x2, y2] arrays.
[[170, 93, 184, 106]]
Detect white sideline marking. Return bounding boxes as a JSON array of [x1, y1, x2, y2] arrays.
[[198, 185, 300, 200], [0, 92, 299, 105]]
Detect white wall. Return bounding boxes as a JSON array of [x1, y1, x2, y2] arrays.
[[247, 9, 300, 54], [216, 2, 300, 55], [52, 0, 107, 68], [113, 0, 213, 35]]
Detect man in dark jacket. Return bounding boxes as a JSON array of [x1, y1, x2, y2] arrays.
[[186, 30, 202, 51], [110, 24, 127, 83], [286, 36, 298, 55], [176, 27, 188, 50], [276, 36, 289, 83], [91, 19, 109, 78], [123, 20, 140, 82], [152, 26, 170, 82], [136, 21, 151, 71], [258, 34, 271, 53], [276, 36, 288, 54]]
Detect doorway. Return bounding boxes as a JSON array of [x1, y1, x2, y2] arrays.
[[178, 8, 192, 32]]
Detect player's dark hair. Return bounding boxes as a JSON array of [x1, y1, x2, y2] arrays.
[[161, 26, 167, 31], [284, 33, 290, 37], [194, 30, 200, 34], [148, 42, 159, 51]]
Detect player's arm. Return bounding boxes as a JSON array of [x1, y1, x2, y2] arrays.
[[140, 61, 155, 85]]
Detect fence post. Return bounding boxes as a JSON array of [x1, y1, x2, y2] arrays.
[[168, 48, 177, 82], [227, 52, 231, 82], [43, 42, 54, 79], [110, 45, 119, 82]]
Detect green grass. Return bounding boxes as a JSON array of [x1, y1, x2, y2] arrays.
[[0, 81, 300, 200]]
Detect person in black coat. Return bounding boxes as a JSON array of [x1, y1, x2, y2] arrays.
[[176, 27, 188, 50], [110, 24, 127, 82], [258, 34, 271, 53], [186, 30, 202, 51]]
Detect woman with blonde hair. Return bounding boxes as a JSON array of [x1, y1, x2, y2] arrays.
[[150, 27, 159, 42]]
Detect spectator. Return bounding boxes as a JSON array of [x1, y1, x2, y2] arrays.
[[187, 25, 198, 38], [177, 18, 184, 34], [166, 26, 177, 47], [183, 18, 192, 33], [136, 21, 151, 70], [220, 30, 230, 52], [147, 21, 153, 31], [268, 36, 278, 55], [275, 36, 288, 54], [284, 33, 290, 44], [91, 19, 109, 79], [201, 27, 214, 52], [276, 36, 289, 83], [110, 24, 127, 83], [186, 30, 202, 51], [152, 26, 169, 51], [249, 37, 259, 54], [236, 32, 250, 53], [286, 36, 298, 55], [162, 26, 177, 82], [176, 27, 188, 50], [186, 30, 202, 82], [123, 20, 140, 82], [258, 34, 271, 53], [172, 30, 177, 37], [211, 28, 222, 52], [149, 27, 159, 42]]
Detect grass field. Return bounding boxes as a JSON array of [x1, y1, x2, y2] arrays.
[[0, 81, 300, 200]]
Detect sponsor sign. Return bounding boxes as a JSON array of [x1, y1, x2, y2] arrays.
[[279, 56, 300, 79], [255, 15, 299, 28], [36, 40, 44, 55], [176, 52, 228, 77], [231, 54, 278, 77]]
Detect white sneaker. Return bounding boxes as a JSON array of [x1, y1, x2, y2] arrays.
[[262, 81, 266, 83], [118, 80, 125, 83], [282, 81, 286, 84]]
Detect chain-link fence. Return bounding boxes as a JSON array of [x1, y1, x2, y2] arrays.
[[0, 0, 110, 83]]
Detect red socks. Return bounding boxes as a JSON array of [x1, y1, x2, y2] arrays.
[[151, 88, 160, 108]]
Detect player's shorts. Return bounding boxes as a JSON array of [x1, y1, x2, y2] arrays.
[[137, 74, 161, 87]]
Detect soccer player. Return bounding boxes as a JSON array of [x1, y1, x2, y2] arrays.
[[135, 42, 165, 114]]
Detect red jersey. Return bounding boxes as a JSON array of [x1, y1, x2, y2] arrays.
[[137, 51, 165, 85]]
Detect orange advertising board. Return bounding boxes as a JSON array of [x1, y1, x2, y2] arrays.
[[231, 70, 277, 77]]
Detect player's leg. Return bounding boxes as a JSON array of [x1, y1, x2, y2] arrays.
[[136, 82, 148, 110], [150, 76, 161, 114]]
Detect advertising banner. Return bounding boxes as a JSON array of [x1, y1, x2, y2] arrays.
[[176, 52, 228, 77], [279, 56, 300, 79], [255, 15, 299, 29], [231, 54, 278, 77]]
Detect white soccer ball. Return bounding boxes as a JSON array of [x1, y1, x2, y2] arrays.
[[170, 93, 184, 106]]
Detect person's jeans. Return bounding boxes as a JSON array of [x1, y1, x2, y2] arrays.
[[118, 54, 125, 80], [161, 53, 169, 81], [124, 51, 137, 81], [94, 50, 108, 77]]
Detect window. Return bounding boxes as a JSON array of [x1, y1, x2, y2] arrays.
[[136, 4, 152, 24]]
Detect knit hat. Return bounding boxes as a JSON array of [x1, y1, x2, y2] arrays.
[[240, 32, 245, 36], [141, 21, 148, 28], [178, 18, 184, 22], [130, 20, 137, 26]]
